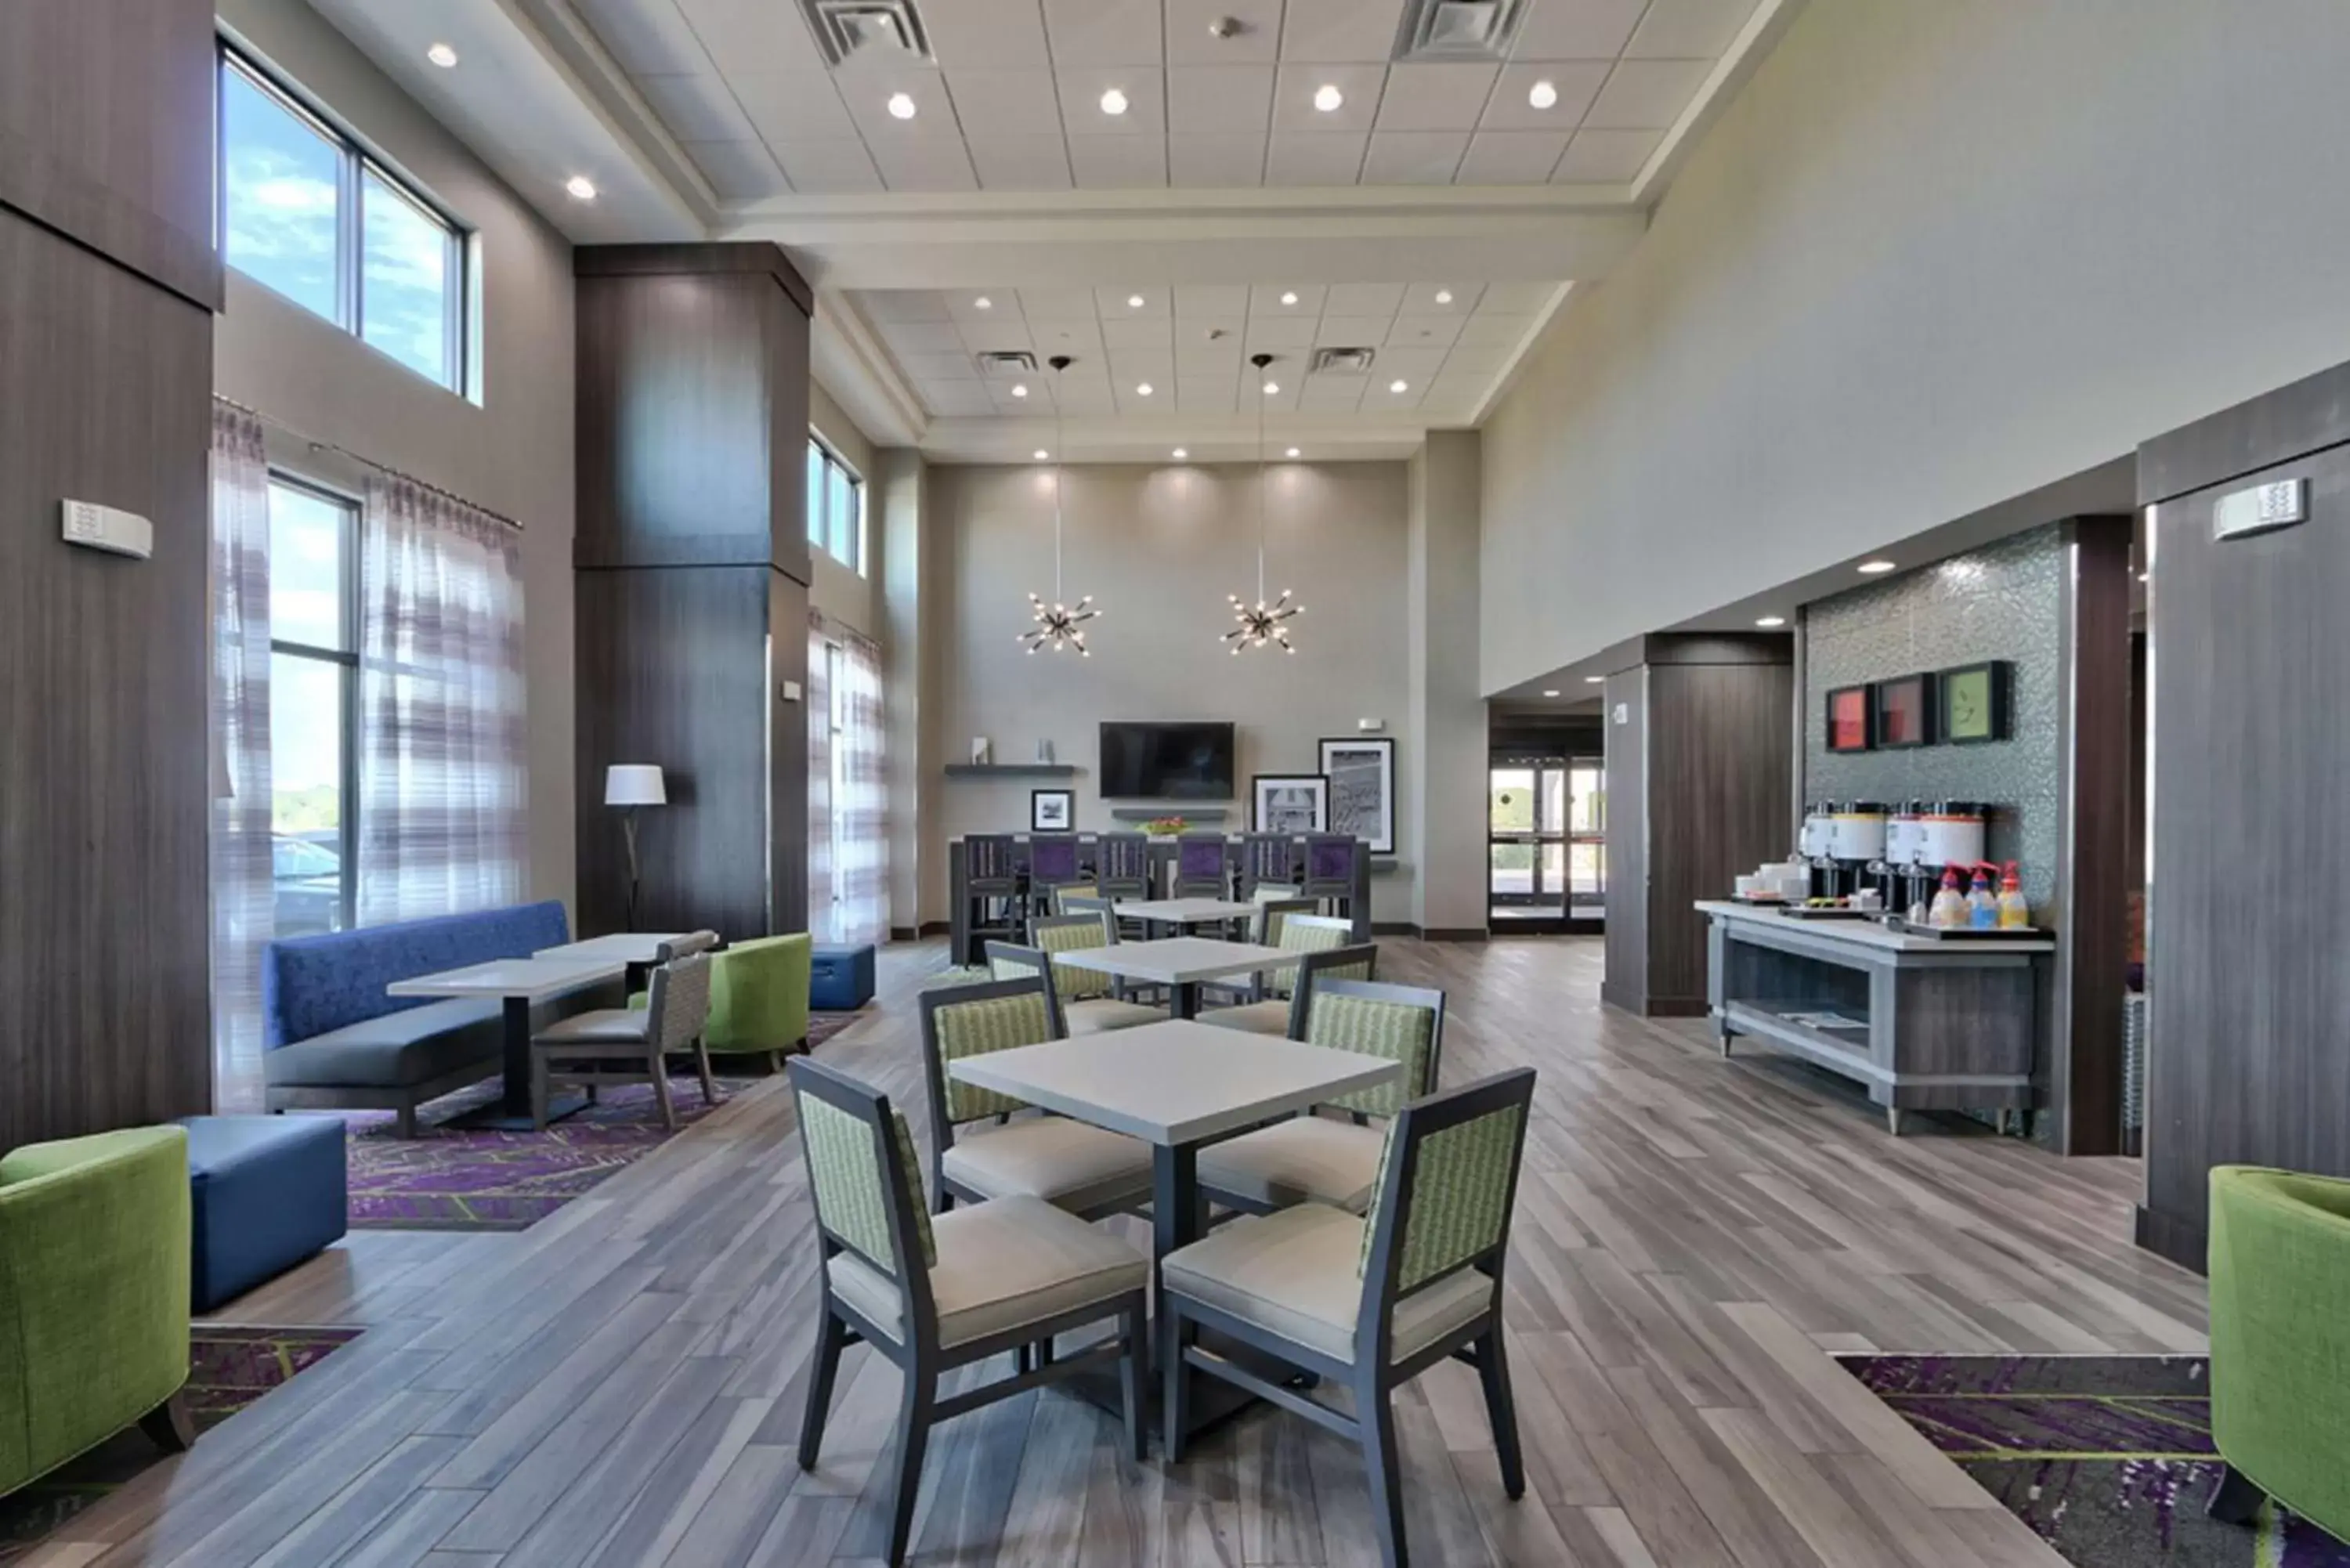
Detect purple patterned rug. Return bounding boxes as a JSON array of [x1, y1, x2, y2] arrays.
[[0, 1328, 360, 1563], [1842, 1354, 2350, 1566]]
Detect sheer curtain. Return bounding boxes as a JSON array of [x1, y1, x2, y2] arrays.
[[356, 474, 526, 924], [833, 627, 888, 946], [805, 613, 834, 936], [209, 400, 273, 1111]]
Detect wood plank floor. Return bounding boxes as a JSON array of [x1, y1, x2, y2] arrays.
[[81, 936, 2206, 1568]]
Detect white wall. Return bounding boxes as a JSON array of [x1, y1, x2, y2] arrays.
[[928, 461, 1416, 923], [1480, 0, 2350, 694], [212, 0, 577, 910], [1410, 432, 1488, 933]]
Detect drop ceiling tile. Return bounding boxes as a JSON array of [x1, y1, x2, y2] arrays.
[[840, 67, 961, 140], [1178, 376, 1238, 413], [1176, 334, 1244, 372], [949, 292, 1021, 328], [1271, 64, 1386, 132], [1375, 63, 1499, 132], [634, 74, 759, 143], [1480, 61, 1611, 131], [882, 321, 969, 354], [684, 139, 789, 199], [925, 385, 998, 417], [1455, 312, 1535, 345], [1510, 0, 1650, 60], [1246, 316, 1321, 349], [1114, 384, 1168, 414], [1167, 0, 1284, 63], [945, 70, 1067, 138], [1167, 66, 1275, 135], [1256, 377, 1302, 412], [1060, 67, 1169, 135], [1097, 287, 1172, 319], [1409, 282, 1480, 312], [1109, 349, 1176, 384], [1069, 136, 1169, 186], [1325, 281, 1408, 315], [1625, 0, 1759, 60], [728, 70, 860, 143], [674, 0, 826, 70], [577, 0, 713, 75], [867, 133, 979, 190], [919, 0, 1053, 69], [1021, 288, 1100, 321], [1314, 314, 1391, 346], [1361, 130, 1469, 183], [1387, 314, 1466, 348], [862, 289, 952, 323], [900, 349, 982, 381], [1478, 280, 1561, 313], [1029, 318, 1106, 359], [1582, 59, 1712, 129], [1169, 134, 1268, 185], [1376, 345, 1450, 383], [1055, 380, 1119, 414], [1175, 285, 1252, 318], [989, 382, 1045, 414], [967, 135, 1072, 190], [1249, 284, 1326, 316], [1043, 0, 1165, 65], [1300, 376, 1366, 410], [959, 322, 1037, 358], [1552, 125, 1663, 179], [1101, 315, 1176, 349], [1440, 341, 1515, 371], [1280, 0, 1408, 62], [777, 139, 884, 191], [1264, 132, 1368, 184], [1370, 374, 1426, 405]]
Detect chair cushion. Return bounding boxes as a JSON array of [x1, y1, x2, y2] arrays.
[[262, 997, 504, 1089], [1199, 1000, 1292, 1036], [1162, 1202, 1493, 1366], [1198, 1115, 1384, 1212], [828, 1194, 1148, 1348], [942, 1118, 1153, 1214], [1064, 999, 1166, 1035], [535, 1007, 652, 1046]]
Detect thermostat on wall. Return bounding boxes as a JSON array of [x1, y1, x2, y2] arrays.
[[61, 500, 153, 561]]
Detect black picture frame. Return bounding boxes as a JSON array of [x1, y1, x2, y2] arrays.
[[1316, 736, 1396, 854], [1938, 660, 2012, 745], [1825, 685, 1875, 753], [1871, 672, 1937, 750], [1249, 773, 1330, 834], [1029, 788, 1075, 832]]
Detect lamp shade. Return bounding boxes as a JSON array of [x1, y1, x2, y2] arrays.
[[604, 764, 667, 807]]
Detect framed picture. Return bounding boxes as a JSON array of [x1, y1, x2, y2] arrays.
[[1029, 789, 1074, 832], [1825, 685, 1875, 753], [1940, 660, 2012, 744], [1250, 773, 1329, 834], [1872, 673, 1936, 750], [1317, 737, 1395, 854]]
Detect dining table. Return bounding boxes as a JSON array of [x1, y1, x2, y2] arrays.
[[1109, 898, 1259, 938], [947, 1019, 1399, 1438], [1050, 935, 1297, 1020], [386, 956, 624, 1129]]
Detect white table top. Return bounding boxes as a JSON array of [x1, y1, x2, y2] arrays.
[[947, 1021, 1401, 1146], [1111, 898, 1257, 924], [1052, 937, 1296, 986], [387, 956, 625, 1003], [1695, 900, 2056, 955], [533, 933, 688, 964]]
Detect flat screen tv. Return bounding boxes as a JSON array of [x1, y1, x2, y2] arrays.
[[1098, 721, 1235, 800]]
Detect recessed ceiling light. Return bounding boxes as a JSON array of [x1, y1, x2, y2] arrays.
[[1528, 78, 1559, 110], [426, 42, 459, 68], [1127, 293, 1146, 309], [974, 295, 992, 309], [1033, 449, 1050, 461], [1262, 381, 1279, 395], [1389, 379, 1408, 393], [1313, 83, 1344, 113], [1100, 86, 1130, 116], [886, 92, 917, 120], [1434, 288, 1453, 305], [1136, 382, 1154, 396], [1584, 675, 1605, 684], [1285, 446, 1301, 458], [1173, 447, 1188, 459], [1856, 558, 1897, 574], [1280, 290, 1299, 305], [565, 175, 598, 201], [1755, 615, 1787, 628], [1542, 689, 1560, 698], [1010, 384, 1029, 398]]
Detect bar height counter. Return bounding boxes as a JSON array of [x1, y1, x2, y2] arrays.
[[1696, 900, 2054, 1135]]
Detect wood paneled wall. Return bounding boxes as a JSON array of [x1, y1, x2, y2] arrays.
[[2137, 361, 2350, 1270], [573, 244, 814, 941], [0, 0, 219, 1145]]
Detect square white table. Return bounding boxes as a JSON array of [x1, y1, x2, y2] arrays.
[[1110, 898, 1257, 938], [387, 956, 625, 1129], [534, 932, 687, 965], [949, 1021, 1400, 1437], [1051, 937, 1296, 1020]]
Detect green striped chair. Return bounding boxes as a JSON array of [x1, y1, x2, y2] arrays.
[[1161, 1067, 1537, 1568], [915, 977, 1152, 1221], [1198, 979, 1444, 1212], [1262, 912, 1359, 999], [1200, 940, 1377, 1035], [988, 917, 1163, 1034]]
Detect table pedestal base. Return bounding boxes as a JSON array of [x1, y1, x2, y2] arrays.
[[452, 1090, 589, 1133]]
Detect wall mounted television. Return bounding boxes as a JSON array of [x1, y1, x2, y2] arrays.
[[1098, 721, 1236, 800]]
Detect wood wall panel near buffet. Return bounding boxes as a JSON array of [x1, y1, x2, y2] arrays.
[[2137, 359, 2350, 1271], [0, 0, 218, 1144], [574, 244, 814, 941]]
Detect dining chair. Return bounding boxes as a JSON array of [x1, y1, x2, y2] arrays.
[[1198, 978, 1442, 1213], [1301, 833, 1358, 911], [655, 929, 721, 960], [1161, 1068, 1538, 1568], [1173, 833, 1230, 898], [1027, 833, 1085, 918], [1097, 832, 1154, 902], [1253, 894, 1318, 947], [987, 927, 1164, 1035], [788, 1058, 1149, 1568], [1240, 832, 1297, 896], [530, 949, 716, 1130], [1199, 942, 1379, 1037], [915, 976, 1152, 1220], [964, 834, 1024, 959], [1264, 913, 1364, 998], [1050, 882, 1109, 917]]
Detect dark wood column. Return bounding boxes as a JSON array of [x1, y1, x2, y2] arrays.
[[0, 0, 221, 1144], [573, 244, 814, 941]]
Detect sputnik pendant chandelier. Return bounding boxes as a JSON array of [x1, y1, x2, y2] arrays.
[[1021, 355, 1100, 656], [1224, 352, 1302, 654]]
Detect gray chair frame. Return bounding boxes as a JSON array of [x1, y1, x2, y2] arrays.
[[1164, 1068, 1537, 1568], [1239, 832, 1297, 896], [964, 833, 1025, 957], [789, 1058, 1147, 1568], [1172, 832, 1232, 898], [530, 949, 716, 1131], [1096, 832, 1155, 902], [1201, 941, 1380, 1042]]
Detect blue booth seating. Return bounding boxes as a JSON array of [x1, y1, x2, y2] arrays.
[[811, 943, 877, 1011], [262, 901, 571, 1136], [179, 1115, 348, 1313]]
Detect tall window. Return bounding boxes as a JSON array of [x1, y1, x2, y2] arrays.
[[268, 478, 360, 935], [218, 46, 469, 392], [807, 437, 864, 573]]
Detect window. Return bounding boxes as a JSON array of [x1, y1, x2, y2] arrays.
[[268, 478, 360, 936], [219, 46, 468, 392], [807, 438, 864, 573]]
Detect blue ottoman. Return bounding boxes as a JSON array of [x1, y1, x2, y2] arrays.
[[810, 943, 877, 1011], [177, 1115, 349, 1313]]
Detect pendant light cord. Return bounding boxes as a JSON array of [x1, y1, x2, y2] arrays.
[[1255, 359, 1270, 603], [1052, 357, 1068, 602]]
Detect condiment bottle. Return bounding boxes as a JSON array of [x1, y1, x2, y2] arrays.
[[1929, 866, 1969, 929], [1998, 862, 2031, 929]]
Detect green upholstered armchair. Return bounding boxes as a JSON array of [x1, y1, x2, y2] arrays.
[[0, 1127, 194, 1495], [2207, 1165, 2350, 1541], [706, 934, 813, 1068]]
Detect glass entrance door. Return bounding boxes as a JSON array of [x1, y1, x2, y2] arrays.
[[1491, 761, 1605, 927]]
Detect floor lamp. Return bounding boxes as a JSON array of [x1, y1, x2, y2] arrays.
[[604, 764, 666, 930]]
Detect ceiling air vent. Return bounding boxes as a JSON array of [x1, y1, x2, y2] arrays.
[[1392, 0, 1526, 63], [1311, 347, 1377, 376], [801, 1, 934, 68], [976, 351, 1036, 378]]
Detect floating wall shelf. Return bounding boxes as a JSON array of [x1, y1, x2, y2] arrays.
[[943, 764, 1079, 779]]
